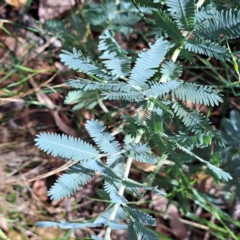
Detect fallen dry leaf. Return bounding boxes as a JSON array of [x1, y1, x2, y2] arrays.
[[32, 179, 48, 202], [5, 0, 27, 8], [38, 0, 75, 22], [29, 78, 76, 136], [0, 214, 9, 232], [152, 195, 188, 240], [132, 160, 156, 172], [2, 36, 29, 59]]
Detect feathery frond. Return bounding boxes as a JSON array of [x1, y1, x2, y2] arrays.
[[64, 89, 97, 110], [83, 0, 140, 35], [35, 133, 99, 160], [172, 102, 210, 134], [194, 9, 240, 40], [64, 90, 84, 104], [125, 143, 157, 164], [195, 5, 219, 23], [145, 110, 164, 134], [48, 164, 94, 201], [108, 221, 128, 230], [85, 119, 121, 154], [169, 131, 213, 149], [150, 133, 183, 165], [37, 219, 101, 229], [133, 221, 159, 240], [185, 39, 231, 61], [101, 205, 128, 223], [160, 60, 183, 80], [97, 189, 110, 201], [145, 80, 181, 98], [207, 163, 233, 181], [172, 82, 223, 106], [67, 78, 132, 92], [123, 115, 145, 137], [115, 206, 128, 222], [128, 221, 138, 240], [129, 37, 171, 87], [104, 179, 120, 194], [98, 30, 131, 78], [151, 100, 174, 129], [60, 49, 116, 81], [86, 159, 122, 181], [166, 0, 196, 30], [123, 178, 166, 195], [109, 192, 128, 205], [124, 206, 156, 226], [107, 156, 124, 177], [102, 91, 144, 101], [153, 10, 183, 40]]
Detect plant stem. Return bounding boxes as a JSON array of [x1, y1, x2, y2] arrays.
[[104, 129, 144, 240], [97, 92, 109, 113], [196, 0, 205, 9]]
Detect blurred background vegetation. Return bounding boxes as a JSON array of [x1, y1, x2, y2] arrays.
[[0, 0, 240, 239]]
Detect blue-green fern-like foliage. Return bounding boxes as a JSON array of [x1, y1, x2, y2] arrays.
[[35, 119, 165, 238], [35, 0, 240, 239], [83, 0, 150, 36]]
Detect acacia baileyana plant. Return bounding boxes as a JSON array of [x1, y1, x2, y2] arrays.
[[35, 0, 240, 239]]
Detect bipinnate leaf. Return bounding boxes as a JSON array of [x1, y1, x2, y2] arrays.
[[125, 143, 157, 164], [100, 205, 128, 222], [97, 189, 110, 201], [195, 6, 218, 23], [129, 37, 171, 87], [60, 49, 115, 80], [115, 206, 128, 222], [64, 90, 84, 104], [207, 163, 232, 181], [153, 10, 183, 40], [124, 206, 156, 226], [85, 119, 121, 154], [103, 91, 144, 102], [108, 221, 128, 230], [104, 179, 120, 194], [145, 80, 181, 98], [93, 214, 127, 230], [128, 221, 138, 240], [166, 0, 196, 30], [48, 165, 94, 201], [86, 159, 122, 181], [170, 132, 213, 149], [35, 133, 99, 160], [98, 30, 131, 78], [172, 83, 223, 106], [185, 39, 231, 62], [37, 219, 101, 228], [67, 78, 132, 92], [123, 179, 166, 195], [194, 9, 240, 40], [107, 155, 124, 177], [172, 102, 210, 134], [109, 192, 128, 205], [160, 60, 183, 80], [133, 221, 159, 240]]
